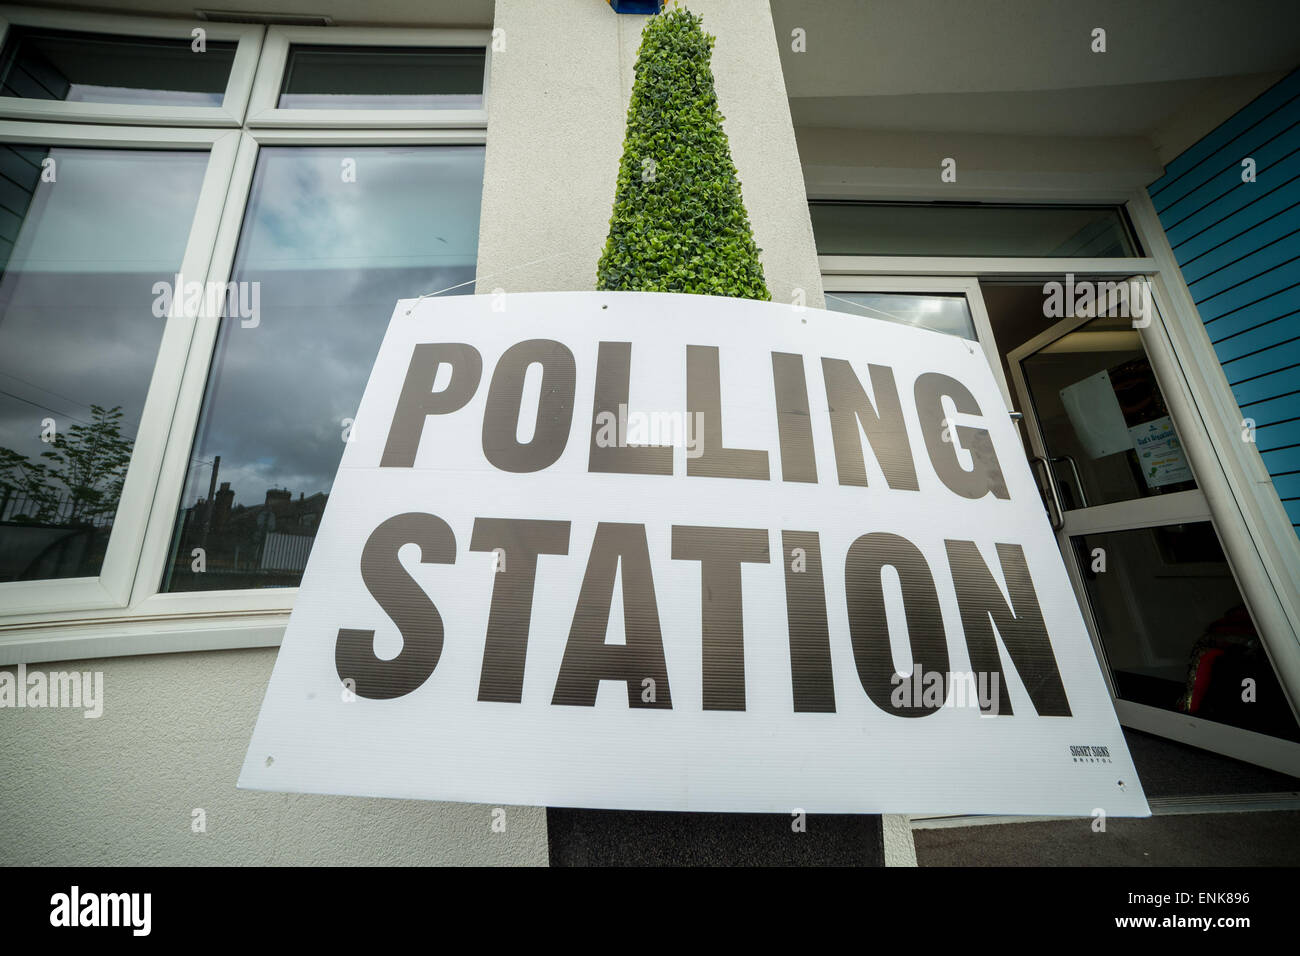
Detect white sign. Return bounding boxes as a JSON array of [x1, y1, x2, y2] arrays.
[[1129, 415, 1193, 489], [239, 291, 1149, 817]]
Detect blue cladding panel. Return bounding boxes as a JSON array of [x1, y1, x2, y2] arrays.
[[1187, 238, 1300, 301], [1149, 70, 1300, 538], [1204, 286, 1300, 340], [1262, 445, 1300, 476], [1255, 418, 1300, 452], [1222, 339, 1300, 385], [1242, 391, 1300, 424], [1284, 497, 1300, 525], [1212, 317, 1300, 364], [1194, 260, 1300, 322], [1180, 218, 1300, 286], [1273, 472, 1300, 502], [1230, 365, 1299, 406], [1172, 178, 1300, 265], [1154, 114, 1300, 227]]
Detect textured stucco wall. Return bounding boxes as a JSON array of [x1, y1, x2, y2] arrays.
[[0, 649, 547, 865], [476, 0, 823, 307]]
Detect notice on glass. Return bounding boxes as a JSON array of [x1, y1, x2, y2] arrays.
[[1129, 416, 1192, 488], [1059, 370, 1131, 459]]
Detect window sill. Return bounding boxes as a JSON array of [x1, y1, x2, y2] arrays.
[[0, 609, 286, 666]]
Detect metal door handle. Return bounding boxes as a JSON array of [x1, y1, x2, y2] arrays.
[[1050, 454, 1088, 509], [1030, 454, 1065, 532]]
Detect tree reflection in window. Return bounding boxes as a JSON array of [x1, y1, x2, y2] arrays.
[[0, 405, 132, 580], [0, 145, 207, 583]]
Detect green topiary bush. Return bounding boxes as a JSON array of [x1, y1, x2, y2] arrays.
[[596, 6, 770, 300]]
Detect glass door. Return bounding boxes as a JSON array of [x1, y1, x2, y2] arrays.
[[1008, 281, 1300, 774]]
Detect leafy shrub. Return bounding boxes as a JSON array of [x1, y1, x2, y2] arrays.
[[596, 7, 770, 300]]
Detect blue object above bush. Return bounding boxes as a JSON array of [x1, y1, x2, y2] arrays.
[[608, 0, 663, 14]]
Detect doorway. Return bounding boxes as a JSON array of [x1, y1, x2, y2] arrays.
[[823, 274, 1300, 776], [982, 280, 1300, 775]]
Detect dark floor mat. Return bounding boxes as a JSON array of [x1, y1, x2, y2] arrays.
[[915, 810, 1300, 866], [1124, 728, 1300, 797]]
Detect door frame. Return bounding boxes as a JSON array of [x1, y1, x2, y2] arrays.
[[1007, 302, 1300, 775], [820, 245, 1300, 776]]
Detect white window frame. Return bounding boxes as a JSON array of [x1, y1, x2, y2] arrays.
[[245, 26, 491, 129], [821, 274, 1012, 410], [0, 6, 263, 126], [0, 12, 491, 664], [131, 125, 488, 629], [0, 121, 240, 620]]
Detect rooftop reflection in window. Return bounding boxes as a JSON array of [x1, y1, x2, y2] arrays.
[[825, 292, 977, 340], [0, 27, 236, 108], [277, 45, 485, 110], [810, 202, 1139, 258]]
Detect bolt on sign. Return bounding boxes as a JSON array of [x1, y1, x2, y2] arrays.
[[240, 291, 1149, 816]]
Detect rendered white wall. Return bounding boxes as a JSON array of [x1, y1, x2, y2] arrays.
[[0, 649, 547, 864]]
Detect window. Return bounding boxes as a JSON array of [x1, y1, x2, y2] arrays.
[[0, 11, 488, 657], [1019, 314, 1197, 509], [1076, 523, 1299, 742], [0, 9, 261, 125], [163, 145, 485, 592], [0, 26, 236, 107], [246, 27, 489, 127], [278, 45, 485, 110], [810, 202, 1140, 257], [824, 291, 977, 339], [818, 277, 1015, 413], [0, 147, 208, 582]]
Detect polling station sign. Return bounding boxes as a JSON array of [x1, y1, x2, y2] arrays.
[[239, 291, 1149, 816]]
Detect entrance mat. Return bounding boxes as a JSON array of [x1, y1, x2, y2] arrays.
[[1124, 729, 1299, 797]]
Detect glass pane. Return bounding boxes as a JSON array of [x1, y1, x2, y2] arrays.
[[0, 27, 236, 108], [163, 145, 485, 592], [1020, 313, 1196, 510], [278, 45, 485, 109], [1074, 524, 1300, 742], [0, 146, 208, 581], [825, 291, 976, 340], [810, 203, 1138, 257]]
